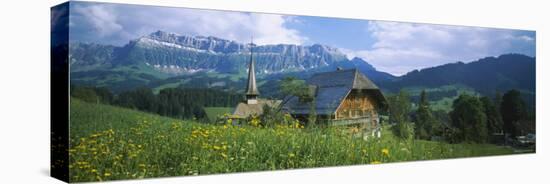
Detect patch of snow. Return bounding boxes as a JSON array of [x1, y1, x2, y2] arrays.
[[184, 68, 203, 73], [138, 37, 220, 55]]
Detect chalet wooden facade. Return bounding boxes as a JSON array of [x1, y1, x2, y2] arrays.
[[283, 68, 387, 136], [336, 89, 381, 121]]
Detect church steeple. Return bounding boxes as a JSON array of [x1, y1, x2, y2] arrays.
[[245, 37, 259, 104]]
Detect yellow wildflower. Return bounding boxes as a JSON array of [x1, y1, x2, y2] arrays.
[[371, 161, 382, 164], [250, 118, 260, 127], [381, 148, 389, 156]]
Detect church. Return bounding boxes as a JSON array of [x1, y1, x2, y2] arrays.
[[232, 42, 280, 118]]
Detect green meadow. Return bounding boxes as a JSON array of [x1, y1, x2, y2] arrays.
[[69, 98, 518, 182]]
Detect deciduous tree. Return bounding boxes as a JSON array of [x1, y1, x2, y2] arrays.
[[450, 94, 488, 143]]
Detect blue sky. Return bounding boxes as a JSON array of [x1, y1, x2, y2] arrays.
[[68, 1, 535, 76]]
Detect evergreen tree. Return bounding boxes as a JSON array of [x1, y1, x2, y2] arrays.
[[113, 87, 241, 120], [71, 87, 99, 103], [135, 87, 157, 112], [480, 96, 503, 135], [501, 90, 527, 137], [494, 91, 503, 114], [388, 90, 411, 124], [415, 90, 436, 140], [93, 87, 114, 104], [388, 90, 414, 140]]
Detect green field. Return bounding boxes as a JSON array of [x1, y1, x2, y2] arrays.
[[69, 98, 519, 182], [404, 85, 479, 112], [152, 82, 183, 94], [203, 107, 234, 122]]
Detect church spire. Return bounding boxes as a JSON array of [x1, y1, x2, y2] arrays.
[[245, 37, 259, 104]]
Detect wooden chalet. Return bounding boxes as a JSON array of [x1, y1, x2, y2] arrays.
[[283, 68, 387, 136]]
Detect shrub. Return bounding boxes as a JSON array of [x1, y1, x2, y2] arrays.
[[71, 87, 99, 103], [392, 122, 415, 140], [259, 104, 296, 127]]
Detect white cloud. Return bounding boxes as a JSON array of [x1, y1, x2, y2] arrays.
[[68, 2, 534, 76], [338, 48, 358, 59], [518, 35, 535, 42], [73, 4, 123, 37], [345, 21, 536, 76], [70, 2, 306, 45]]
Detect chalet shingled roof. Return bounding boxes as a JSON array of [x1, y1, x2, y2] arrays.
[[233, 99, 281, 118], [307, 68, 380, 89], [283, 68, 387, 115]]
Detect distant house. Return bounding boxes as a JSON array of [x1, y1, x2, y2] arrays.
[[283, 68, 387, 136], [233, 41, 280, 118]]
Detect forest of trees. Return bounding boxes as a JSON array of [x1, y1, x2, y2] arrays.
[[70, 83, 535, 146], [389, 89, 535, 145], [70, 85, 243, 120]]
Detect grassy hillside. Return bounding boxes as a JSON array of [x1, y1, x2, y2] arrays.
[[403, 85, 478, 112], [69, 99, 518, 182], [383, 54, 535, 94], [203, 107, 234, 122]]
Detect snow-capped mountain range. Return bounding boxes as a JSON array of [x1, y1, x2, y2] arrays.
[[69, 30, 394, 81]]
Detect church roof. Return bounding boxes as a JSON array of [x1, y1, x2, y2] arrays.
[[233, 99, 281, 118], [283, 68, 387, 115], [245, 43, 259, 96]]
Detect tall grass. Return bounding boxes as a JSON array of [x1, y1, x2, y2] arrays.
[[69, 98, 516, 182]]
